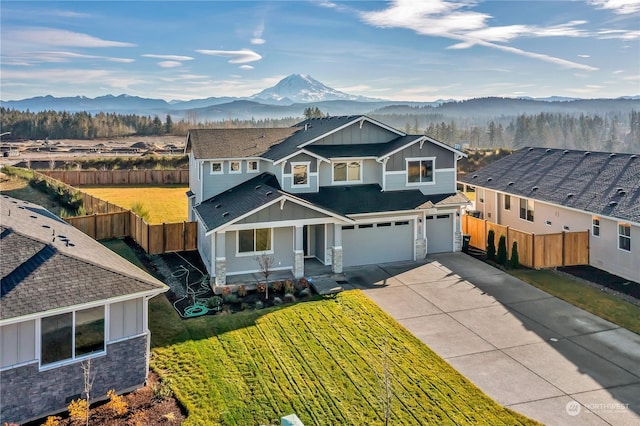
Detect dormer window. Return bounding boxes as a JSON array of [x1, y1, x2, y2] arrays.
[[210, 162, 223, 174], [406, 157, 434, 185], [229, 161, 241, 174], [332, 161, 362, 183], [247, 160, 259, 173]]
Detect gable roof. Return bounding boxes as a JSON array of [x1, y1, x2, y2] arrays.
[[194, 173, 352, 233], [1, 196, 167, 321], [186, 128, 300, 159], [458, 147, 640, 224]]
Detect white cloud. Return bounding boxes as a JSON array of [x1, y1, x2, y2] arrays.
[[251, 21, 266, 45], [578, 54, 591, 58], [597, 29, 640, 40], [239, 65, 255, 70], [7, 51, 135, 65], [589, 0, 640, 14], [1, 68, 144, 89], [143, 54, 194, 61], [251, 38, 266, 45], [359, 0, 596, 71], [195, 49, 262, 63], [3, 27, 135, 48], [158, 61, 182, 68], [54, 10, 91, 18]]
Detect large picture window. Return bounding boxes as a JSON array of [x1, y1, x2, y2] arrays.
[[41, 306, 105, 366], [292, 162, 309, 187], [333, 161, 361, 183], [519, 198, 534, 222], [618, 223, 631, 251], [238, 228, 272, 254], [407, 158, 434, 184]]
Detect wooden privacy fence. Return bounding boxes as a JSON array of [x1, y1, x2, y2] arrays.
[[462, 215, 589, 269], [39, 169, 189, 186]]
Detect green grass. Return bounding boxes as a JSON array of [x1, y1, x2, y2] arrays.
[[81, 185, 188, 223], [150, 292, 536, 426], [510, 269, 640, 335]]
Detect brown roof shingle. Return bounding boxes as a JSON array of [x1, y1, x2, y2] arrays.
[[186, 128, 300, 159]]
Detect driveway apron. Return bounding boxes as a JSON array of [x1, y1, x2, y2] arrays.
[[343, 252, 640, 426]]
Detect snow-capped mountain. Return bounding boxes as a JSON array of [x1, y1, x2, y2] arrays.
[[250, 74, 379, 104]]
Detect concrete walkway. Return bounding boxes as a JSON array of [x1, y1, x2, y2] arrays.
[[342, 253, 640, 426]]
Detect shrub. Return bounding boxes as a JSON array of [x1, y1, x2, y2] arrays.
[[237, 285, 247, 297], [222, 286, 231, 296], [152, 377, 174, 401], [271, 280, 283, 292], [284, 280, 295, 295], [297, 277, 309, 290], [487, 230, 496, 261], [207, 296, 223, 309], [240, 302, 250, 311], [254, 300, 264, 310], [284, 293, 296, 303], [298, 288, 312, 298], [256, 282, 267, 293], [105, 389, 128, 416], [130, 201, 151, 222], [273, 297, 283, 306], [497, 235, 508, 266], [67, 398, 89, 423], [42, 416, 62, 426], [223, 293, 238, 304], [130, 410, 147, 426], [510, 241, 520, 269]]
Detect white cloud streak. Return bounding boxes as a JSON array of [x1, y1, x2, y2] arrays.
[[589, 0, 640, 14], [7, 51, 135, 65], [142, 54, 194, 61], [195, 49, 262, 63], [3, 27, 135, 48], [158, 61, 183, 68]]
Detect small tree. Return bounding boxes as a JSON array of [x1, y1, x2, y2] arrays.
[[486, 230, 496, 261], [497, 235, 508, 266], [510, 241, 520, 269], [256, 252, 275, 300]]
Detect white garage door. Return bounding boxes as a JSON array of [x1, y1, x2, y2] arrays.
[[425, 214, 453, 253], [342, 220, 413, 267]]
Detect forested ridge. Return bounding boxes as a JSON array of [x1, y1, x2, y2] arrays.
[[1, 107, 638, 153]]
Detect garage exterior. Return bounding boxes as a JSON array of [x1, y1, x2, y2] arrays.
[[426, 214, 454, 253], [342, 220, 414, 267]]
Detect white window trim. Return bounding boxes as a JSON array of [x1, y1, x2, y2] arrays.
[[38, 306, 106, 371], [592, 216, 600, 238], [229, 161, 242, 174], [291, 161, 311, 188], [331, 160, 363, 184], [247, 160, 260, 173], [406, 157, 436, 186], [236, 228, 274, 257], [210, 161, 223, 175], [519, 198, 535, 222], [618, 223, 631, 252]]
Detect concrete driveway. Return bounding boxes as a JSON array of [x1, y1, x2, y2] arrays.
[[342, 252, 640, 426]]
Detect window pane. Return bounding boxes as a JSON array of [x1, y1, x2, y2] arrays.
[[248, 161, 258, 171], [421, 160, 433, 182], [238, 229, 254, 252], [407, 161, 420, 183], [41, 313, 72, 365], [293, 164, 308, 185], [255, 228, 271, 251], [504, 195, 511, 210], [619, 224, 630, 237], [334, 162, 346, 181], [347, 162, 360, 181], [619, 236, 631, 251], [75, 307, 105, 357], [211, 162, 221, 172], [230, 161, 240, 172]]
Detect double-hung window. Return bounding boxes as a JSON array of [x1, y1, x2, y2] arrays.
[[406, 158, 434, 184], [592, 217, 600, 237], [333, 161, 361, 183], [41, 306, 105, 366], [292, 162, 310, 187], [519, 198, 534, 222], [618, 223, 631, 251], [238, 228, 272, 254]]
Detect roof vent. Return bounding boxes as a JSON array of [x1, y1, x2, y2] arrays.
[[215, 204, 221, 209], [584, 151, 591, 156], [255, 185, 261, 190], [508, 181, 514, 186], [472, 174, 478, 179], [609, 153, 616, 158], [532, 186, 539, 191], [608, 201, 617, 207], [222, 212, 230, 217], [563, 150, 569, 154], [617, 188, 626, 196], [227, 189, 233, 193], [631, 155, 638, 159], [545, 148, 552, 153], [567, 193, 574, 198], [528, 147, 534, 151], [487, 177, 493, 182], [265, 191, 273, 196]]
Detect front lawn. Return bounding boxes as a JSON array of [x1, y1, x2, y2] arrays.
[[510, 269, 640, 335], [150, 292, 536, 426], [81, 185, 188, 223]]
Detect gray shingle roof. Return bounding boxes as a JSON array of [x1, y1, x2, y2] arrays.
[[458, 147, 640, 224], [186, 128, 300, 159], [1, 196, 167, 320], [296, 185, 461, 215]]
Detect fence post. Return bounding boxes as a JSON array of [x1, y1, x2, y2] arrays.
[[562, 231, 566, 266], [531, 233, 536, 269]]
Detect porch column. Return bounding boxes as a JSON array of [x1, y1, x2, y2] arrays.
[[332, 224, 343, 274], [293, 225, 304, 278], [215, 231, 227, 286], [416, 212, 427, 260]]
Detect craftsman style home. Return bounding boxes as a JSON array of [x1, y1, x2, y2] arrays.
[[0, 196, 168, 424], [185, 115, 469, 285], [458, 147, 639, 283]]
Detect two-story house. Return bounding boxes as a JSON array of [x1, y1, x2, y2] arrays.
[[185, 115, 469, 285]]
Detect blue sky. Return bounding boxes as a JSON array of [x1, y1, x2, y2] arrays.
[[1, 0, 639, 101]]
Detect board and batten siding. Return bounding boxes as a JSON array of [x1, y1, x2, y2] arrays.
[[0, 320, 36, 369], [312, 120, 397, 145], [237, 200, 328, 224], [318, 159, 381, 186], [109, 298, 144, 341], [386, 142, 454, 171]]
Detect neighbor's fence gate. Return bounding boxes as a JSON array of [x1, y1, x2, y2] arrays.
[[462, 214, 589, 268]]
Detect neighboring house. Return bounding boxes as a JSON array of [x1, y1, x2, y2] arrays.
[[458, 147, 640, 282], [184, 115, 469, 285], [0, 196, 168, 424]]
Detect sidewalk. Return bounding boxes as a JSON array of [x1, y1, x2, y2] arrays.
[[342, 253, 640, 426]]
